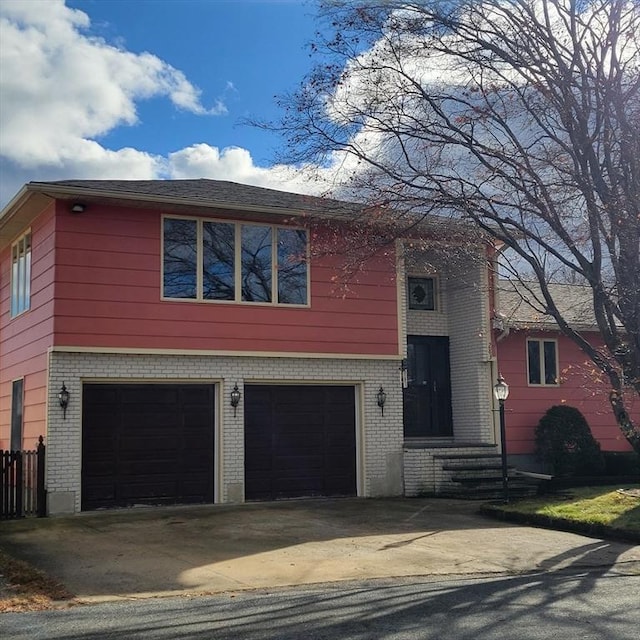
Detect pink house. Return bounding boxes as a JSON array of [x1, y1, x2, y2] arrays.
[[2, 179, 631, 514], [494, 281, 636, 470]]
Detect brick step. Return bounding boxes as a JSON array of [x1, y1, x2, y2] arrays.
[[443, 463, 504, 472], [437, 481, 539, 500], [450, 474, 533, 486], [450, 471, 516, 483], [434, 453, 501, 461]]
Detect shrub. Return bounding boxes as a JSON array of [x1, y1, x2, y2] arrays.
[[535, 405, 605, 476]]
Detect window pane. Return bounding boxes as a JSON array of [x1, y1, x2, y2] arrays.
[[11, 255, 19, 315], [543, 341, 557, 384], [24, 236, 31, 307], [163, 218, 197, 299], [11, 379, 24, 451], [203, 222, 235, 300], [408, 277, 436, 310], [277, 229, 307, 304], [11, 233, 31, 316], [528, 341, 541, 384], [241, 225, 272, 302]]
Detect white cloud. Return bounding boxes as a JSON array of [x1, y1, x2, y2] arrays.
[[167, 143, 326, 195], [0, 0, 241, 206], [0, 0, 344, 209]]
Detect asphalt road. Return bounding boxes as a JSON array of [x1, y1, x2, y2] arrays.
[[2, 568, 638, 640]]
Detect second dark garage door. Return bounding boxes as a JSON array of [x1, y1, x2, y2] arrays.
[[244, 385, 357, 500], [82, 384, 215, 510]]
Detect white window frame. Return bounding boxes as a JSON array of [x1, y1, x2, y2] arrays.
[[526, 338, 559, 386], [161, 215, 310, 307], [10, 231, 31, 317]]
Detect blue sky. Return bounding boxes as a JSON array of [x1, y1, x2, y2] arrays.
[[0, 0, 327, 207], [66, 0, 317, 162]]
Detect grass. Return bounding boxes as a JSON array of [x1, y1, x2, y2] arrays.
[[0, 549, 74, 613], [482, 485, 640, 541]]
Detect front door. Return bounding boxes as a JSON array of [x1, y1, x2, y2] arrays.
[[403, 336, 453, 438]]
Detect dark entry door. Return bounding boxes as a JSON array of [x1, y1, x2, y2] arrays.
[[244, 385, 356, 500], [403, 336, 453, 437], [82, 384, 215, 510]]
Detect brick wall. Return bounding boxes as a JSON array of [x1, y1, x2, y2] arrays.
[[404, 249, 495, 444], [46, 350, 404, 514]]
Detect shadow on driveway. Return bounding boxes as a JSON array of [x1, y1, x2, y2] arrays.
[[1, 498, 638, 602]]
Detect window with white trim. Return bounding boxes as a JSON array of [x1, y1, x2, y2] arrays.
[[11, 232, 31, 317], [162, 217, 308, 305], [527, 339, 559, 385]]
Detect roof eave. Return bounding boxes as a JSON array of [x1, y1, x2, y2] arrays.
[[24, 182, 326, 219], [0, 185, 54, 248]]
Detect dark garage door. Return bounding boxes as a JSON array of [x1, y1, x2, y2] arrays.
[[245, 385, 357, 501], [82, 384, 215, 510]]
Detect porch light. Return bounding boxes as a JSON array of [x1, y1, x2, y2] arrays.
[[493, 375, 509, 502], [58, 382, 70, 420], [376, 386, 387, 416], [70, 203, 86, 213], [230, 383, 241, 417]]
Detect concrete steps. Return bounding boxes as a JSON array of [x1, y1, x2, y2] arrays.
[[435, 453, 541, 500]]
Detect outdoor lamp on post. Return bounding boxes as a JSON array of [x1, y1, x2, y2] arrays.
[[230, 383, 241, 417], [376, 386, 387, 416], [493, 375, 510, 503], [58, 382, 70, 420]]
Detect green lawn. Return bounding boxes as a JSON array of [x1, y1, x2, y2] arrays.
[[483, 485, 640, 540]]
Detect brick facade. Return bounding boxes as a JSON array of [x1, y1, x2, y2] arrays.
[[46, 350, 404, 514]]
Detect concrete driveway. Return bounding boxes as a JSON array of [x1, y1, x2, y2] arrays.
[[1, 498, 639, 603]]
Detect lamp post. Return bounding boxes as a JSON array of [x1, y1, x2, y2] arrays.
[[493, 375, 510, 503]]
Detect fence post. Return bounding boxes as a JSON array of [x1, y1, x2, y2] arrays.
[[36, 436, 46, 517], [1, 450, 9, 518]]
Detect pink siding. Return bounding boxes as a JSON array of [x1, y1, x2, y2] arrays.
[[53, 203, 400, 356], [497, 330, 635, 454], [0, 205, 55, 449]]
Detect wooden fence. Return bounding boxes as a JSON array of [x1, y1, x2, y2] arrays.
[[1, 436, 46, 518]]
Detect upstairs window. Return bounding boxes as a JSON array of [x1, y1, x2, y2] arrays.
[[163, 217, 308, 305], [11, 232, 31, 317], [527, 339, 558, 385], [408, 277, 437, 311]]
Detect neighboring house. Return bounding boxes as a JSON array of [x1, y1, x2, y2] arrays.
[[1, 179, 500, 514], [494, 280, 636, 470]]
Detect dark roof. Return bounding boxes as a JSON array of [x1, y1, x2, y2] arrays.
[[1, 178, 485, 248], [24, 179, 360, 219]]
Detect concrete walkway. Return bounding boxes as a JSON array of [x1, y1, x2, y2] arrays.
[[1, 498, 639, 603]]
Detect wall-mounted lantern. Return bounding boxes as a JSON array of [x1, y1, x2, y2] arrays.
[[376, 386, 387, 416], [230, 383, 241, 417], [58, 382, 70, 419], [400, 359, 408, 388]]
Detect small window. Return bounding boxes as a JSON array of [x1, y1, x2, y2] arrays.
[[408, 277, 436, 310], [277, 228, 308, 304], [203, 221, 235, 300], [163, 218, 197, 299], [11, 232, 31, 317], [527, 339, 558, 385], [241, 224, 273, 302], [11, 379, 24, 451]]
